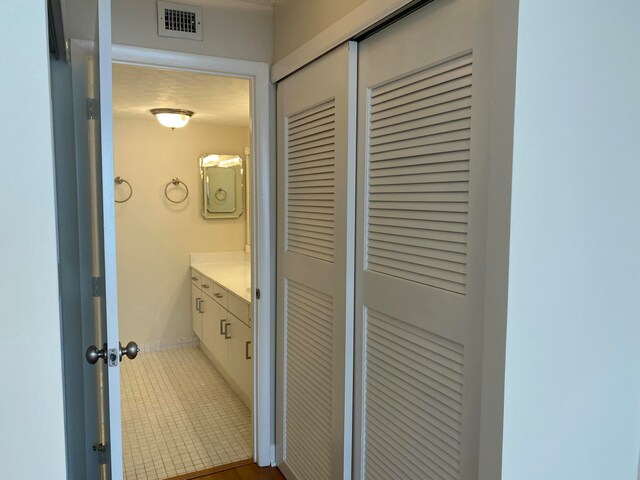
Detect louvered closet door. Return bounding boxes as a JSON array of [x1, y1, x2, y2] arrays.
[[354, 1, 493, 479], [276, 42, 356, 480]]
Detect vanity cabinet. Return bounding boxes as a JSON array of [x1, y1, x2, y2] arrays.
[[190, 266, 252, 409]]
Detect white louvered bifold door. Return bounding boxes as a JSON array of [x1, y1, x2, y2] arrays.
[[276, 42, 357, 480], [354, 1, 493, 479]]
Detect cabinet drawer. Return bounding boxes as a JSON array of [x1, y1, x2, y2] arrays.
[[228, 293, 250, 327], [191, 269, 201, 286], [212, 283, 228, 308], [200, 276, 214, 297]]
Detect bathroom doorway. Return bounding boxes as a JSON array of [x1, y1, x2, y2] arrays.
[[66, 23, 273, 477], [111, 63, 255, 479]]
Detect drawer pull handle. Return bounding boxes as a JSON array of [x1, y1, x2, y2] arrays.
[[202, 284, 210, 289], [220, 319, 226, 335], [214, 293, 223, 298], [191, 276, 198, 281], [245, 341, 252, 360], [224, 322, 231, 340]]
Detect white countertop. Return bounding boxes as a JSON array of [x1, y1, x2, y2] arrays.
[[190, 252, 251, 303]]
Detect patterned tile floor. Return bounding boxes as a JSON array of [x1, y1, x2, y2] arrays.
[[121, 347, 252, 480]]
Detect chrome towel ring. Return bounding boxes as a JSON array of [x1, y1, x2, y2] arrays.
[[164, 178, 189, 204], [114, 176, 133, 203]]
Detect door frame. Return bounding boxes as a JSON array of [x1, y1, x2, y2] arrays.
[[69, 38, 276, 467]]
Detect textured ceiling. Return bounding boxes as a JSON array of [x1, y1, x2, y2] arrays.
[[112, 64, 250, 127]]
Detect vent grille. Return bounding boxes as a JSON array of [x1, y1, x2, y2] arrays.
[[365, 53, 473, 294], [164, 8, 196, 33], [157, 1, 203, 40], [284, 280, 333, 480], [286, 99, 336, 263], [363, 308, 464, 480]]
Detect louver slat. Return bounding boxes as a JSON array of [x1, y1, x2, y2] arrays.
[[287, 99, 336, 263], [284, 281, 333, 480], [367, 54, 472, 294], [363, 309, 464, 480]]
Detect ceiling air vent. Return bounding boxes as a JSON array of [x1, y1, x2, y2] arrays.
[[157, 1, 203, 41]]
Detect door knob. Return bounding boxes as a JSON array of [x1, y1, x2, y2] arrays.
[[86, 343, 108, 364], [119, 341, 139, 361]]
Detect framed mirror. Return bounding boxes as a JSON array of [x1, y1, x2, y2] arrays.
[[199, 154, 245, 219]]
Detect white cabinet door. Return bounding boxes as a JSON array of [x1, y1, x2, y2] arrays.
[[354, 1, 493, 479], [229, 315, 253, 406], [276, 42, 357, 480], [191, 284, 202, 339], [240, 321, 253, 407], [200, 294, 215, 352], [211, 300, 229, 370]]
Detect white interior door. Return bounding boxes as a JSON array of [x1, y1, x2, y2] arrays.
[[353, 1, 493, 478], [276, 42, 357, 480], [87, 0, 124, 477]]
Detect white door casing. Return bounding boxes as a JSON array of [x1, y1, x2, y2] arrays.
[[354, 1, 493, 479], [276, 42, 357, 480]]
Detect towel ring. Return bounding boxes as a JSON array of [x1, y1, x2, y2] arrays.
[[214, 188, 227, 201], [164, 178, 189, 204], [114, 176, 133, 203]]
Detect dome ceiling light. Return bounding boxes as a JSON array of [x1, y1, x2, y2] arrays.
[[150, 108, 194, 130]]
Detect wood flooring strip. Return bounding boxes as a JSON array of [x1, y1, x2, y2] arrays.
[[200, 464, 286, 480], [165, 459, 255, 480]]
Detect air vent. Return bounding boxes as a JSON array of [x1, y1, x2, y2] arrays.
[[157, 1, 203, 41]]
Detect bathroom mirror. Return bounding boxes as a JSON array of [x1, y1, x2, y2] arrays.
[[199, 154, 245, 219]]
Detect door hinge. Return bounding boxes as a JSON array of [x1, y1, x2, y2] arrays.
[[93, 443, 109, 465], [87, 98, 98, 120], [92, 276, 104, 297], [255, 288, 261, 300]]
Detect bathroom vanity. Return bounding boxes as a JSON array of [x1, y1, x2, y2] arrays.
[[190, 252, 252, 410]]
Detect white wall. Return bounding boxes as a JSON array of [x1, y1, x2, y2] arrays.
[[114, 116, 250, 345], [65, 0, 273, 63], [502, 1, 640, 478], [273, 0, 366, 61], [0, 1, 67, 478]]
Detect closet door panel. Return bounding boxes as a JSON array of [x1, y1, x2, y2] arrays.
[[276, 42, 357, 480], [355, 1, 493, 479]]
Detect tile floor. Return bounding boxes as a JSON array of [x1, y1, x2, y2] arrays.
[[121, 347, 253, 480]]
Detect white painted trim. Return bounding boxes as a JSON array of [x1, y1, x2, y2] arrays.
[[71, 39, 275, 467], [271, 0, 413, 82]]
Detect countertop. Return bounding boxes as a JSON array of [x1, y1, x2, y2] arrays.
[[190, 252, 251, 303]]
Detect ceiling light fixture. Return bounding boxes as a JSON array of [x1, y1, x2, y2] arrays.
[[150, 108, 194, 130]]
